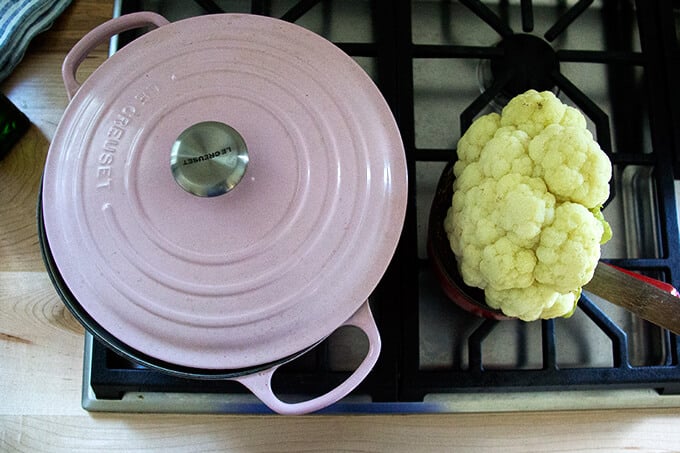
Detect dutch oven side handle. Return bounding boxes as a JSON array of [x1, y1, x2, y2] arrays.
[[62, 12, 170, 100], [234, 300, 382, 415]]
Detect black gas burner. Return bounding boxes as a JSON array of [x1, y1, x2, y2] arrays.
[[490, 34, 559, 98], [85, 0, 680, 413]]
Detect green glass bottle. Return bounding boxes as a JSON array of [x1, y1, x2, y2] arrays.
[[0, 93, 30, 160]]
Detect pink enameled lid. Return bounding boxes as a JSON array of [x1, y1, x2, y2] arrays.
[[42, 14, 407, 370]]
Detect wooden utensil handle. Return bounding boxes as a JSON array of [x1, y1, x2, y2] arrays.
[[585, 262, 680, 335]]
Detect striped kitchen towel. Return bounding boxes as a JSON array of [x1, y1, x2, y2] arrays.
[[0, 0, 73, 83]]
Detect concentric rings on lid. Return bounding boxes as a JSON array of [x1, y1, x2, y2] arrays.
[[42, 14, 407, 370]]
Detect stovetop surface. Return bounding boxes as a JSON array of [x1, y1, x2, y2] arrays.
[[83, 0, 680, 413]]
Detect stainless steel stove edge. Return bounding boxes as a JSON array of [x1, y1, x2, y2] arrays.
[[82, 333, 680, 414]]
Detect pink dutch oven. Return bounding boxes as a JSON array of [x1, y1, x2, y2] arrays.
[[39, 12, 407, 414]]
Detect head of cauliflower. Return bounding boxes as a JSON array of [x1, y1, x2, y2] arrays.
[[443, 89, 612, 321]]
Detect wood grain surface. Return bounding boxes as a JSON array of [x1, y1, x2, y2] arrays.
[[1, 1, 679, 451]]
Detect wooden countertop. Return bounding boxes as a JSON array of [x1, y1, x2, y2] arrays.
[[1, 1, 679, 450]]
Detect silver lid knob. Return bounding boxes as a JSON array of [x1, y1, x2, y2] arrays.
[[170, 121, 249, 197]]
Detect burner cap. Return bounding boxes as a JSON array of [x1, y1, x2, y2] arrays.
[[491, 34, 559, 98]]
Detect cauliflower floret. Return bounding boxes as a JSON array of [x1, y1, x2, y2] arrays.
[[499, 89, 584, 137], [449, 173, 556, 291], [458, 243, 485, 289], [539, 290, 579, 319], [446, 178, 498, 288], [529, 124, 611, 208], [454, 113, 501, 177], [480, 237, 536, 291], [534, 202, 604, 293], [494, 174, 555, 248], [486, 284, 578, 322], [479, 132, 534, 178], [444, 89, 612, 321], [560, 106, 588, 129]]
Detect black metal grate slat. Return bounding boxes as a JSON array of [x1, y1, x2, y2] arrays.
[[578, 296, 630, 368], [541, 320, 557, 370], [467, 319, 499, 372], [544, 0, 595, 42], [412, 44, 503, 59], [280, 0, 322, 23], [459, 0, 513, 38], [556, 49, 645, 64], [520, 0, 534, 33], [194, 0, 224, 14], [250, 0, 270, 15]]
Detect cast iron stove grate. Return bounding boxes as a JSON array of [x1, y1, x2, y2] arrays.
[[86, 0, 680, 411]]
